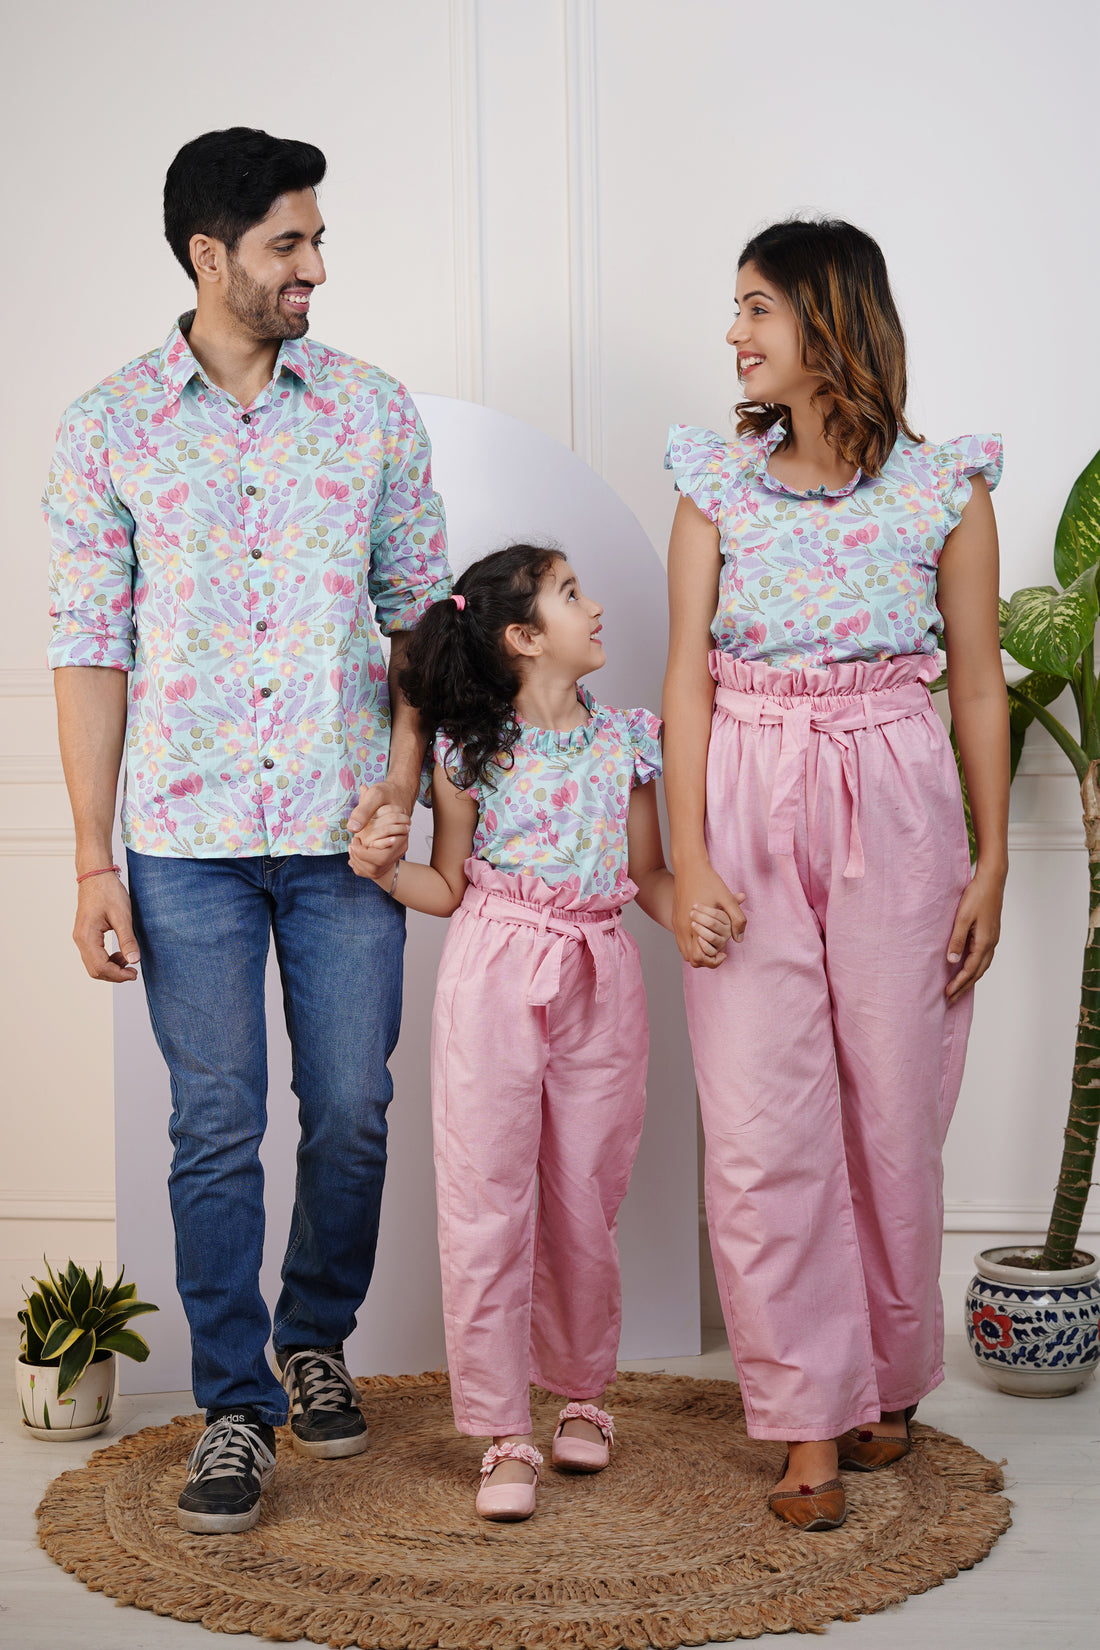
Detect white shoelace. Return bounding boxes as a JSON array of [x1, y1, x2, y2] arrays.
[[279, 1349, 360, 1415], [184, 1416, 276, 1485]]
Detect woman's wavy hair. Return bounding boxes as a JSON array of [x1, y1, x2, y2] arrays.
[[735, 218, 922, 476], [400, 543, 564, 791]]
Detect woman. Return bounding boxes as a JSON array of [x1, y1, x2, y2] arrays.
[[661, 218, 1008, 1530]]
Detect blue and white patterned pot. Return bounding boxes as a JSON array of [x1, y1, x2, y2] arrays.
[[965, 1246, 1100, 1397]]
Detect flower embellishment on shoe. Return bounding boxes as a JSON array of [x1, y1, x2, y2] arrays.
[[475, 1441, 543, 1522], [551, 1402, 615, 1473], [837, 1402, 918, 1473]]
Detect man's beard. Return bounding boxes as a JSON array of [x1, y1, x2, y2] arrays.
[[225, 255, 310, 341]]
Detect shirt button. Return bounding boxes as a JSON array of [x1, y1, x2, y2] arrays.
[[245, 485, 257, 496], [256, 619, 268, 631], [251, 549, 262, 560], [263, 758, 275, 770], [261, 687, 273, 698], [241, 413, 251, 424]]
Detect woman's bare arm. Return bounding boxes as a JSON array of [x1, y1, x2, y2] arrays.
[[936, 479, 1010, 999], [662, 495, 746, 962]]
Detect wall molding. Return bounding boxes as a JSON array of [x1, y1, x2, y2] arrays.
[[565, 0, 603, 472], [944, 1201, 1099, 1235], [0, 1189, 115, 1222], [0, 755, 63, 784], [1007, 822, 1084, 851], [698, 1197, 1097, 1236], [1014, 744, 1078, 778], [0, 828, 75, 856], [0, 668, 53, 697], [449, 0, 484, 403]]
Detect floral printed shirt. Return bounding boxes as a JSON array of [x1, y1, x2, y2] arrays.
[[45, 316, 452, 857], [665, 423, 1002, 668], [435, 690, 663, 900]]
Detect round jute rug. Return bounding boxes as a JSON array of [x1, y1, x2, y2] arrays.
[[36, 1370, 1010, 1648]]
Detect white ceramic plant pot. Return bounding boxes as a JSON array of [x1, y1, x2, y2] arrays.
[[965, 1246, 1100, 1397], [15, 1352, 115, 1438]]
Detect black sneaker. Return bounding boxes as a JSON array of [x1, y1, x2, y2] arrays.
[[177, 1410, 276, 1534], [275, 1344, 368, 1458]]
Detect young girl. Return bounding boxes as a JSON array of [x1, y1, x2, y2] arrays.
[[351, 543, 734, 1522], [662, 219, 1009, 1532]]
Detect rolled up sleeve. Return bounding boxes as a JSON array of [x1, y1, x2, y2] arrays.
[[44, 405, 137, 670], [368, 387, 451, 635]]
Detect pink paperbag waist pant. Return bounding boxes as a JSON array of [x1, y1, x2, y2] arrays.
[[686, 653, 973, 1441], [431, 859, 649, 1436]]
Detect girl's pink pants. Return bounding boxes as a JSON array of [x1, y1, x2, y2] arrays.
[[685, 653, 973, 1441], [431, 859, 648, 1436]]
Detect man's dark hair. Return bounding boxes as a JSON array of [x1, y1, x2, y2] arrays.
[[164, 127, 327, 282]]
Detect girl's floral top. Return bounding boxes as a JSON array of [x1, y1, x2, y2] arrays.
[[435, 689, 662, 900], [665, 423, 1003, 668], [45, 316, 452, 858]]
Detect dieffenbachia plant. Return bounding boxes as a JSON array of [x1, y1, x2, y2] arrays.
[[984, 447, 1100, 1269], [18, 1259, 158, 1395]]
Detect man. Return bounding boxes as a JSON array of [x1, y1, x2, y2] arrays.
[[45, 127, 450, 1533]]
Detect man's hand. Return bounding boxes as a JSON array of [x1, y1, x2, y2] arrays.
[[349, 805, 411, 882], [348, 779, 416, 877], [74, 873, 140, 982]]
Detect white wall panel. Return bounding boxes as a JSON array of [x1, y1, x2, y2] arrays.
[[4, 0, 1099, 1326]]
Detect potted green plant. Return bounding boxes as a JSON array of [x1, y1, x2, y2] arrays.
[[959, 447, 1100, 1395], [16, 1259, 158, 1438]]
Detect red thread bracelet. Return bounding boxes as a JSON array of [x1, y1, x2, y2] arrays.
[[76, 865, 122, 884]]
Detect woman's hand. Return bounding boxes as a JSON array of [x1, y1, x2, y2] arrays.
[[945, 862, 1005, 999], [349, 805, 410, 881], [673, 858, 746, 967], [690, 902, 736, 967]]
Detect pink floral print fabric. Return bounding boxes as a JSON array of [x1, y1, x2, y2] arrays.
[[665, 423, 1002, 668], [435, 690, 662, 900], [45, 317, 451, 857]]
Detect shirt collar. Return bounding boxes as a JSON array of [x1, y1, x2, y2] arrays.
[[753, 421, 863, 500], [157, 313, 318, 406]]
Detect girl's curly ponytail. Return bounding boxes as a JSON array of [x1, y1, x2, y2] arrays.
[[401, 544, 563, 790]]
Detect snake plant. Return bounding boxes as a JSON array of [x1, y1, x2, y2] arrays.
[[978, 446, 1100, 1270], [18, 1259, 158, 1396]]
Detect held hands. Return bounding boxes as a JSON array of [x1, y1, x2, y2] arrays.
[[690, 903, 736, 967], [674, 859, 747, 968], [347, 779, 415, 879], [349, 805, 411, 882]]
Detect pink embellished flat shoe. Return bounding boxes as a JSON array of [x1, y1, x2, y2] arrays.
[[475, 1441, 543, 1521], [551, 1403, 615, 1473]]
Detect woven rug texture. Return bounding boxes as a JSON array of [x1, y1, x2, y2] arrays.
[[35, 1369, 1011, 1648]]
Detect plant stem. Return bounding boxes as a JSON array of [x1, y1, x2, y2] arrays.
[[1041, 760, 1100, 1269], [1005, 687, 1090, 782], [1081, 640, 1097, 757]]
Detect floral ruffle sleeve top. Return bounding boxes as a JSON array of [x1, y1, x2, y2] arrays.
[[665, 423, 1002, 668], [435, 689, 662, 901]]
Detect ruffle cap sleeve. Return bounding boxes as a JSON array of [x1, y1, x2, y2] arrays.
[[938, 433, 1003, 531], [665, 425, 754, 525], [624, 705, 663, 787], [418, 729, 480, 807]]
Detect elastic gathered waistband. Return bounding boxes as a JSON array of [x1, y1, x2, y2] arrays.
[[711, 669, 937, 879], [462, 884, 623, 926], [709, 649, 941, 702]]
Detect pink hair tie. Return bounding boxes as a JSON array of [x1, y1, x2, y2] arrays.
[[451, 593, 466, 611]]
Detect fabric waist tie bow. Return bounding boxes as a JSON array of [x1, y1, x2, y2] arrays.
[[713, 680, 933, 878], [462, 885, 623, 1004]]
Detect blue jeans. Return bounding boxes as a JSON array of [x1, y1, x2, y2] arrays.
[[126, 850, 405, 1426]]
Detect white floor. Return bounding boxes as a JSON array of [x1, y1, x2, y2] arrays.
[[2, 1320, 1097, 1650]]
